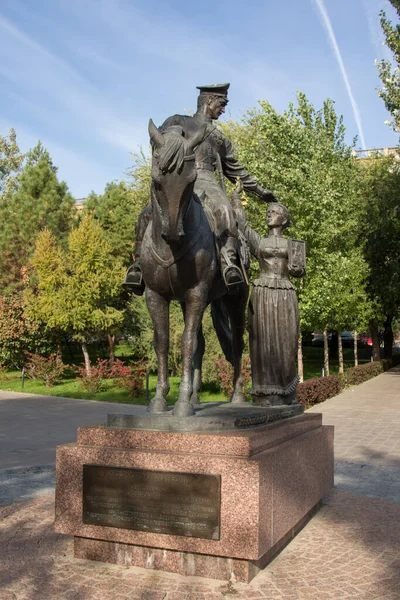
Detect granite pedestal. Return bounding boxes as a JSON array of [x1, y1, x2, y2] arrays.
[[54, 410, 333, 583]]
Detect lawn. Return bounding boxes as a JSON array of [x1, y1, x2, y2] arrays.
[[0, 372, 226, 405], [0, 344, 371, 404]]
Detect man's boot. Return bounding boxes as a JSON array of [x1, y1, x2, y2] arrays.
[[122, 242, 145, 296], [220, 235, 245, 294]]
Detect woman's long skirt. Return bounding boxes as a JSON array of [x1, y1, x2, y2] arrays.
[[248, 283, 299, 400]]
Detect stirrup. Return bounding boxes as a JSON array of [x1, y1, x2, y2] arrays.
[[122, 269, 145, 295], [222, 265, 244, 292]]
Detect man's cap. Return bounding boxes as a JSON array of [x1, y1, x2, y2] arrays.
[[196, 83, 230, 98]]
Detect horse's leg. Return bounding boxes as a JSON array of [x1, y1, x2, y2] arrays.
[[173, 288, 207, 416], [146, 288, 170, 413], [191, 324, 205, 406], [179, 302, 203, 407], [222, 290, 248, 404]]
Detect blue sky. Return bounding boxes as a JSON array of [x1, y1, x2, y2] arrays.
[[1, 0, 399, 197]]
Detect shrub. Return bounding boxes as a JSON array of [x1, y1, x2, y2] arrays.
[[0, 295, 40, 368], [74, 358, 112, 394], [381, 358, 393, 371], [341, 361, 385, 387], [25, 353, 66, 387], [297, 375, 343, 408], [110, 358, 147, 398], [392, 354, 400, 367], [214, 355, 251, 399]]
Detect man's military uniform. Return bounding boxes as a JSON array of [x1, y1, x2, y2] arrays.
[[123, 84, 276, 295], [159, 112, 267, 239]]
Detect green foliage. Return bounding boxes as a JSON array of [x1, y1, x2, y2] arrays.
[[341, 360, 386, 387], [85, 181, 137, 265], [297, 359, 392, 407], [85, 155, 151, 265], [25, 215, 126, 347], [0, 128, 24, 200], [222, 93, 369, 333], [358, 156, 400, 321], [126, 295, 157, 369], [377, 1, 400, 133], [0, 141, 74, 294]]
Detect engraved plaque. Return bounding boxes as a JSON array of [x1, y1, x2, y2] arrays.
[[288, 238, 306, 271], [82, 465, 221, 540]]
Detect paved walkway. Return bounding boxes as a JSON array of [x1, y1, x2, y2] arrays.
[[0, 369, 399, 599], [0, 391, 146, 469]]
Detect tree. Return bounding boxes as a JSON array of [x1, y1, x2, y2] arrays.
[[85, 155, 151, 266], [25, 216, 126, 373], [222, 94, 367, 373], [377, 0, 400, 133], [0, 128, 24, 201], [358, 155, 400, 359], [0, 142, 74, 295]]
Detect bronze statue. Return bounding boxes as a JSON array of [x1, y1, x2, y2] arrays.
[[232, 185, 306, 406], [139, 121, 250, 416], [124, 83, 277, 296]]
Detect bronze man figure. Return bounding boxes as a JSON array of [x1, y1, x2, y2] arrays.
[[124, 83, 278, 295]]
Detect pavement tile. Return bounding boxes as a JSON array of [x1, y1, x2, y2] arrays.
[[1, 369, 400, 599]]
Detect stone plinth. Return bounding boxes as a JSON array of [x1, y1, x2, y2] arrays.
[[54, 412, 333, 583]]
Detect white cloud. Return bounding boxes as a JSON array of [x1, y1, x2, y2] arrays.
[[0, 13, 146, 152], [362, 0, 393, 63], [0, 118, 119, 197], [312, 0, 367, 149]]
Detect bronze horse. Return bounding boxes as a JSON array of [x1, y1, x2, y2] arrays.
[[141, 120, 248, 416]]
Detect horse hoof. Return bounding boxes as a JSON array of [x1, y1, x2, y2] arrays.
[[147, 397, 168, 414], [230, 392, 248, 404], [190, 393, 201, 407], [172, 401, 195, 417]]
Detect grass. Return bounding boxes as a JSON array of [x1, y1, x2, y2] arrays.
[[0, 344, 372, 405], [0, 372, 226, 405], [301, 345, 371, 379]]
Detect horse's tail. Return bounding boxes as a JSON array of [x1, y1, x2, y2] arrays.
[[211, 298, 233, 365]]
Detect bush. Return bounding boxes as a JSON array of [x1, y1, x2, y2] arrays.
[[25, 353, 66, 387], [297, 359, 394, 408], [74, 358, 112, 394], [214, 355, 251, 399], [297, 375, 343, 408], [110, 358, 147, 398], [342, 361, 385, 387], [391, 354, 400, 367]]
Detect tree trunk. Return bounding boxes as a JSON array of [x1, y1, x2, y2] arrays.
[[354, 330, 358, 367], [383, 315, 393, 359], [107, 334, 115, 364], [370, 323, 380, 362], [56, 342, 62, 361], [323, 328, 330, 376], [81, 342, 91, 375], [297, 334, 304, 382], [338, 330, 344, 374]]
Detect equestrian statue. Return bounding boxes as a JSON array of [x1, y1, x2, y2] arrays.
[[123, 84, 278, 417]]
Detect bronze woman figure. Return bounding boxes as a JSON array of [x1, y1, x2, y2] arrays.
[[232, 188, 306, 406]]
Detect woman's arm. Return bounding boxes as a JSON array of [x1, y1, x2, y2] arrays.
[[231, 187, 261, 258]]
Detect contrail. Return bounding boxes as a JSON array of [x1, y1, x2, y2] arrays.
[[313, 0, 367, 149]]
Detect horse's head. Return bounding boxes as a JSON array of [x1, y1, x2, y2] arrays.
[[149, 119, 206, 243]]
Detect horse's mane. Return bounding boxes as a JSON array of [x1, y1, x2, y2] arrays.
[[157, 126, 188, 174]]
